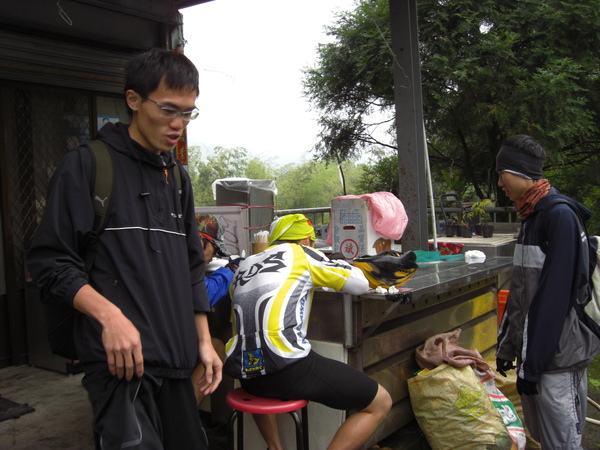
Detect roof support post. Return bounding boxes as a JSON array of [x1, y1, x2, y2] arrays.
[[389, 0, 428, 251]]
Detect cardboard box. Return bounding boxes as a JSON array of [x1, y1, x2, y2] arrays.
[[331, 197, 393, 260]]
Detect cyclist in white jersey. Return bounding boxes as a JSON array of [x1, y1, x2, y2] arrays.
[[224, 214, 392, 450]]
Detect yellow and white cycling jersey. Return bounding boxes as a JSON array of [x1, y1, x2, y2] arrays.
[[223, 243, 368, 379]]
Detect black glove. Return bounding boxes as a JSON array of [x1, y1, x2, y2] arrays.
[[496, 358, 515, 377], [517, 377, 539, 396], [226, 257, 244, 271]]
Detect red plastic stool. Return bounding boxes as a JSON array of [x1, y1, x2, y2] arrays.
[[225, 387, 309, 450]]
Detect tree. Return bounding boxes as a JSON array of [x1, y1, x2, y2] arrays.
[[356, 149, 399, 195], [303, 0, 397, 193], [303, 0, 397, 161], [303, 0, 600, 233], [274, 160, 363, 212], [245, 156, 276, 180], [419, 0, 600, 207], [187, 145, 366, 212], [188, 145, 250, 206]]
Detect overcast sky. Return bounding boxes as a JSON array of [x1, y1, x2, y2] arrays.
[[180, 0, 357, 166]]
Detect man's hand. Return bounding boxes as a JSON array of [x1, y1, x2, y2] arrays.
[[73, 285, 144, 381], [195, 340, 223, 396], [517, 377, 539, 396], [496, 357, 515, 377], [101, 311, 144, 381]]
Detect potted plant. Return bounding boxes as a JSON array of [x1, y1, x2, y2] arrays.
[[467, 199, 495, 238], [439, 193, 470, 238], [448, 212, 471, 238], [445, 221, 457, 237], [444, 212, 459, 237], [456, 216, 473, 238]]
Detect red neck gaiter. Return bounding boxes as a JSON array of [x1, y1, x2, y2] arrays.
[[514, 179, 551, 219]]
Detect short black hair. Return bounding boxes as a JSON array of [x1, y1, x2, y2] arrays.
[[124, 48, 199, 100], [501, 135, 547, 162]]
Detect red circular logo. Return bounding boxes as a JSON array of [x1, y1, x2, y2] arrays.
[[340, 239, 359, 259]]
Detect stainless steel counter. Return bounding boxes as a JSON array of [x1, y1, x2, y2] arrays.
[[305, 256, 513, 448], [374, 255, 513, 297], [231, 257, 513, 448]]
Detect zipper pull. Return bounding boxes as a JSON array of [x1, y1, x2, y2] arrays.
[[164, 169, 169, 184]]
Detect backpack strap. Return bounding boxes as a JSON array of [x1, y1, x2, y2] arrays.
[[44, 140, 113, 360], [537, 194, 586, 253], [84, 140, 113, 273], [538, 194, 594, 305]]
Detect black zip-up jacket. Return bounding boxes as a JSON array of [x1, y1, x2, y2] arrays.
[[27, 122, 209, 378]]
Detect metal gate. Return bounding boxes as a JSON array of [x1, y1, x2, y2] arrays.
[[0, 82, 132, 367]]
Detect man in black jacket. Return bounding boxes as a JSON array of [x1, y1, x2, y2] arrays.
[[26, 48, 221, 449], [495, 134, 599, 448]]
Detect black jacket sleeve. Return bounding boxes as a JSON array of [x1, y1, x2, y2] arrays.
[[26, 147, 96, 306]]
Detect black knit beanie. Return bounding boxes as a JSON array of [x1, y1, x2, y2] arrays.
[[496, 145, 544, 180]]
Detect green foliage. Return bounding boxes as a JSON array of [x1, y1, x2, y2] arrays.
[[187, 145, 367, 211], [419, 0, 600, 205], [357, 149, 399, 195], [438, 169, 473, 201], [303, 0, 397, 164], [303, 0, 600, 223], [245, 156, 276, 180], [188, 146, 280, 206], [465, 198, 494, 224], [275, 160, 363, 210]]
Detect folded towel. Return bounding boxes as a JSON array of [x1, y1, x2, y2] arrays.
[[415, 329, 495, 379]]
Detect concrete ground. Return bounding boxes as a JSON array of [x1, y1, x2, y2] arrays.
[[0, 365, 93, 449], [0, 365, 228, 450], [0, 364, 427, 449], [1, 364, 599, 449]]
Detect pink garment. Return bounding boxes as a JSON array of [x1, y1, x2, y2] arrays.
[[326, 192, 409, 245], [415, 329, 496, 379]]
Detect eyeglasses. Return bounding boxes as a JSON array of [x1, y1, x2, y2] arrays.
[[145, 97, 199, 122]]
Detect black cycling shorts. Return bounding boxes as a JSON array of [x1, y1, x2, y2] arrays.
[[240, 350, 378, 411]]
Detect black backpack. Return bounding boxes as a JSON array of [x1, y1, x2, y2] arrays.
[[538, 194, 600, 340], [43, 141, 182, 359]]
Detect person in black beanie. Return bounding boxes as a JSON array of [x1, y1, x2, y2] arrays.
[[495, 135, 600, 448]]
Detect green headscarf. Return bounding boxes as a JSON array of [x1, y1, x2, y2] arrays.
[[268, 214, 316, 245]]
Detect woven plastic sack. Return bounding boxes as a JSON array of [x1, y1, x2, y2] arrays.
[[408, 364, 515, 449], [476, 370, 526, 450]]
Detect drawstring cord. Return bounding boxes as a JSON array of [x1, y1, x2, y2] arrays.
[[168, 161, 184, 234], [137, 159, 161, 254], [138, 156, 184, 252]]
